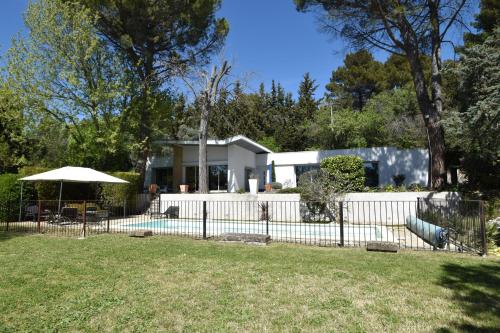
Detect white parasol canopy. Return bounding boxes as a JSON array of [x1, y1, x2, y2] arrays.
[[18, 166, 129, 220], [19, 166, 129, 184]]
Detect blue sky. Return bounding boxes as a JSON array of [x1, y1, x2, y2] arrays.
[[0, 0, 475, 98]]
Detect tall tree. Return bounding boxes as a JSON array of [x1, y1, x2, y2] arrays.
[[197, 61, 231, 193], [326, 50, 385, 110], [297, 72, 319, 119], [296, 0, 471, 188], [7, 0, 131, 170], [79, 0, 229, 180]]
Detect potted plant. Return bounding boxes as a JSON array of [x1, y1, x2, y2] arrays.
[[264, 183, 273, 192], [179, 184, 189, 193], [248, 173, 258, 195]]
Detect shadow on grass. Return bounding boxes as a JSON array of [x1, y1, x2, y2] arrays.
[[437, 262, 500, 333]]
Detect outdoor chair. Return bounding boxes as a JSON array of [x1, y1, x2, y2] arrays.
[[164, 206, 179, 218], [48, 207, 79, 225], [85, 210, 109, 231]]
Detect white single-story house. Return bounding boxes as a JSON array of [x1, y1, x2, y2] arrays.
[[144, 135, 429, 193]]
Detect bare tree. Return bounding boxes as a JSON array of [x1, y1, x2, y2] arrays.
[[296, 0, 472, 188], [179, 60, 231, 193]]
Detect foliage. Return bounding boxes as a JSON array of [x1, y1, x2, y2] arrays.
[[443, 30, 500, 189], [270, 182, 282, 190], [19, 166, 56, 200], [79, 0, 229, 177], [101, 172, 141, 209], [6, 0, 133, 171], [0, 84, 29, 172], [320, 156, 365, 192], [0, 174, 35, 221], [392, 174, 406, 187], [277, 187, 303, 194], [326, 50, 385, 110]]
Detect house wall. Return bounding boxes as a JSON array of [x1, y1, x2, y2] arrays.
[[259, 147, 429, 187], [182, 146, 228, 165], [228, 144, 256, 192]]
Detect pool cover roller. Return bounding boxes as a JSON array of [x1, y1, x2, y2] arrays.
[[405, 216, 449, 248]]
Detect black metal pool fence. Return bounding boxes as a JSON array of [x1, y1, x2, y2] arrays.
[[0, 198, 488, 255]]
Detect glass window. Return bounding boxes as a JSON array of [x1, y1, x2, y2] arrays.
[[185, 166, 199, 192], [154, 168, 173, 192], [295, 164, 320, 185], [364, 161, 379, 187], [209, 165, 228, 191]]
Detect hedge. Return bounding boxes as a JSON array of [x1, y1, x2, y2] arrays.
[[0, 173, 35, 222], [101, 172, 142, 210], [320, 155, 365, 192]]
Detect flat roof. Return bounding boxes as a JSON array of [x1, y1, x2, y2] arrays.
[[164, 135, 272, 154]]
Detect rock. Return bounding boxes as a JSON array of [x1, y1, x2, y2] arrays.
[[129, 230, 153, 237], [366, 241, 399, 253], [220, 233, 271, 245]]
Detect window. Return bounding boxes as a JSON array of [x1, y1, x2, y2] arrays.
[[209, 165, 228, 191], [153, 168, 173, 192], [295, 164, 320, 185], [364, 161, 379, 187], [185, 166, 199, 192], [186, 165, 228, 192]]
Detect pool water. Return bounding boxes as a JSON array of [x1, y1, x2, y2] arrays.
[[125, 219, 386, 241]]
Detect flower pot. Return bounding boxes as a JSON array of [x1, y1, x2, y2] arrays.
[[249, 179, 258, 195], [265, 183, 273, 192], [179, 184, 189, 193]]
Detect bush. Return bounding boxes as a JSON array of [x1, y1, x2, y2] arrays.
[[320, 155, 365, 192], [0, 173, 35, 222], [278, 187, 302, 194], [271, 182, 282, 190], [392, 174, 406, 186], [19, 166, 56, 200], [101, 172, 141, 210]]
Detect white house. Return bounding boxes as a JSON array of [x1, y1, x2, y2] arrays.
[[145, 135, 429, 193]]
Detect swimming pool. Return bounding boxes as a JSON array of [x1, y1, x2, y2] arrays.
[[124, 219, 390, 243]]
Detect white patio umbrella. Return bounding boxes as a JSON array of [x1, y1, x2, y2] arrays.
[[18, 166, 129, 220]]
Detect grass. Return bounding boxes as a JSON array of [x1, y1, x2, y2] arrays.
[[0, 234, 498, 333]]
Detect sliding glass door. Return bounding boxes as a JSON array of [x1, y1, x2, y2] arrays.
[[185, 165, 228, 192], [209, 165, 228, 191]]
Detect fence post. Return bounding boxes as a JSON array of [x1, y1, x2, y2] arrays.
[[6, 204, 10, 232], [106, 209, 110, 233], [339, 201, 344, 247], [83, 201, 87, 238], [123, 199, 126, 218], [266, 201, 269, 236], [37, 200, 41, 233], [203, 201, 207, 240], [479, 200, 488, 256]]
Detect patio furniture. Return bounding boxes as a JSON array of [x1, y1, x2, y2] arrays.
[[48, 207, 79, 225], [164, 206, 179, 218]]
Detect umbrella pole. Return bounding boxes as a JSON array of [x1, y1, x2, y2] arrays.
[[58, 181, 63, 216], [18, 182, 24, 222]]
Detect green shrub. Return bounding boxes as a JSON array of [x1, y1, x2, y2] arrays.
[[278, 187, 302, 194], [0, 173, 35, 222], [19, 166, 57, 200], [271, 182, 282, 190], [320, 155, 365, 192], [101, 172, 141, 210]]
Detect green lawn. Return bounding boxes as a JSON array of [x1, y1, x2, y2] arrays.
[[0, 234, 498, 333]]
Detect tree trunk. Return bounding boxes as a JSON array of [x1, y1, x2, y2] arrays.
[[198, 98, 210, 194], [135, 52, 154, 190], [197, 61, 231, 194], [405, 48, 446, 189]]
